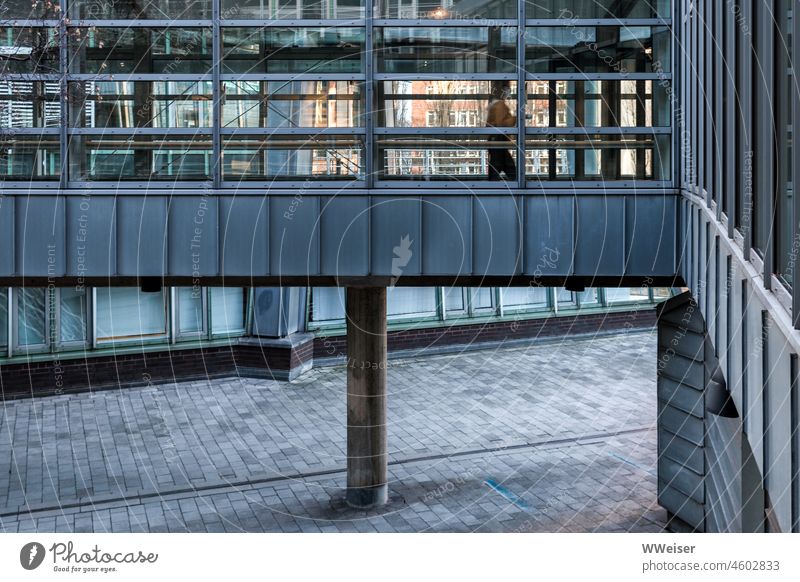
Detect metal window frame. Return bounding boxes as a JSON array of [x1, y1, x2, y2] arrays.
[[11, 287, 51, 354], [54, 286, 91, 350], [172, 286, 210, 342], [93, 287, 171, 346], [209, 286, 249, 337]]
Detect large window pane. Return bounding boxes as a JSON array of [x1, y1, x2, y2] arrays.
[[177, 287, 205, 335], [95, 288, 167, 342], [69, 135, 212, 181], [69, 0, 211, 19], [526, 80, 670, 128], [0, 81, 60, 128], [471, 288, 495, 311], [378, 135, 517, 181], [210, 288, 247, 334], [222, 135, 363, 180], [3, 0, 61, 18], [59, 288, 88, 344], [0, 27, 59, 74], [378, 80, 517, 128], [222, 28, 365, 74], [387, 287, 437, 318], [221, 0, 364, 19], [605, 288, 650, 303], [578, 288, 600, 307], [525, 26, 670, 74], [69, 81, 213, 128], [525, 0, 670, 19], [311, 287, 345, 322], [378, 0, 515, 19], [0, 135, 60, 180], [69, 28, 212, 74], [376, 27, 517, 74], [17, 288, 47, 347], [444, 287, 466, 312], [525, 133, 670, 181], [502, 287, 549, 309], [223, 81, 364, 128]]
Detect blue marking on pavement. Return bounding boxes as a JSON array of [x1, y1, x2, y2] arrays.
[[484, 479, 530, 512], [608, 453, 657, 477]]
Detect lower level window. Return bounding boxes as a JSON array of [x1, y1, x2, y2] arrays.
[[387, 287, 437, 318], [176, 287, 206, 336], [17, 288, 48, 348], [59, 288, 88, 344], [210, 288, 247, 334], [95, 287, 167, 342]]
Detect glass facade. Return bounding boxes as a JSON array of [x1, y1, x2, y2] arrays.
[[0, 285, 672, 359], [0, 286, 249, 358], [0, 0, 671, 186], [308, 286, 674, 329]]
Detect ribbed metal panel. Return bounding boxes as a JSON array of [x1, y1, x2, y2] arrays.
[[0, 192, 679, 284]]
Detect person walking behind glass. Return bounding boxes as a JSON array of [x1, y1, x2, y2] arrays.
[[486, 81, 516, 180]]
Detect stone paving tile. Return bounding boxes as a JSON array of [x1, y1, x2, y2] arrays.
[[0, 329, 663, 532]]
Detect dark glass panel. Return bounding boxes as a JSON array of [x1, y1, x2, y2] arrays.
[[69, 135, 213, 180], [376, 27, 517, 74], [222, 27, 364, 74], [69, 28, 212, 74], [525, 26, 670, 73]]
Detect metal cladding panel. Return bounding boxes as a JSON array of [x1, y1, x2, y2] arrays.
[[657, 376, 704, 418], [269, 195, 320, 276], [15, 196, 65, 277], [422, 197, 472, 276], [659, 403, 704, 446], [117, 196, 167, 277], [658, 455, 705, 503], [219, 196, 269, 277], [168, 197, 219, 277], [625, 195, 676, 276], [66, 196, 116, 277], [371, 196, 422, 277], [659, 429, 705, 476], [575, 196, 624, 276], [0, 196, 13, 276], [659, 322, 705, 360], [523, 195, 574, 276], [473, 196, 522, 276], [320, 196, 369, 276]]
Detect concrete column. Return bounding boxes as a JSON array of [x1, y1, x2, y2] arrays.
[[345, 287, 388, 508]]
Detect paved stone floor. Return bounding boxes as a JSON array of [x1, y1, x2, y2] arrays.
[[0, 329, 666, 532]]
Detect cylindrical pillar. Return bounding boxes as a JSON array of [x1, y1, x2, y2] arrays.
[[345, 286, 388, 508]]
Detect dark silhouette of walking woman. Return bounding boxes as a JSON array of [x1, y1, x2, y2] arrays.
[[486, 81, 516, 180]]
